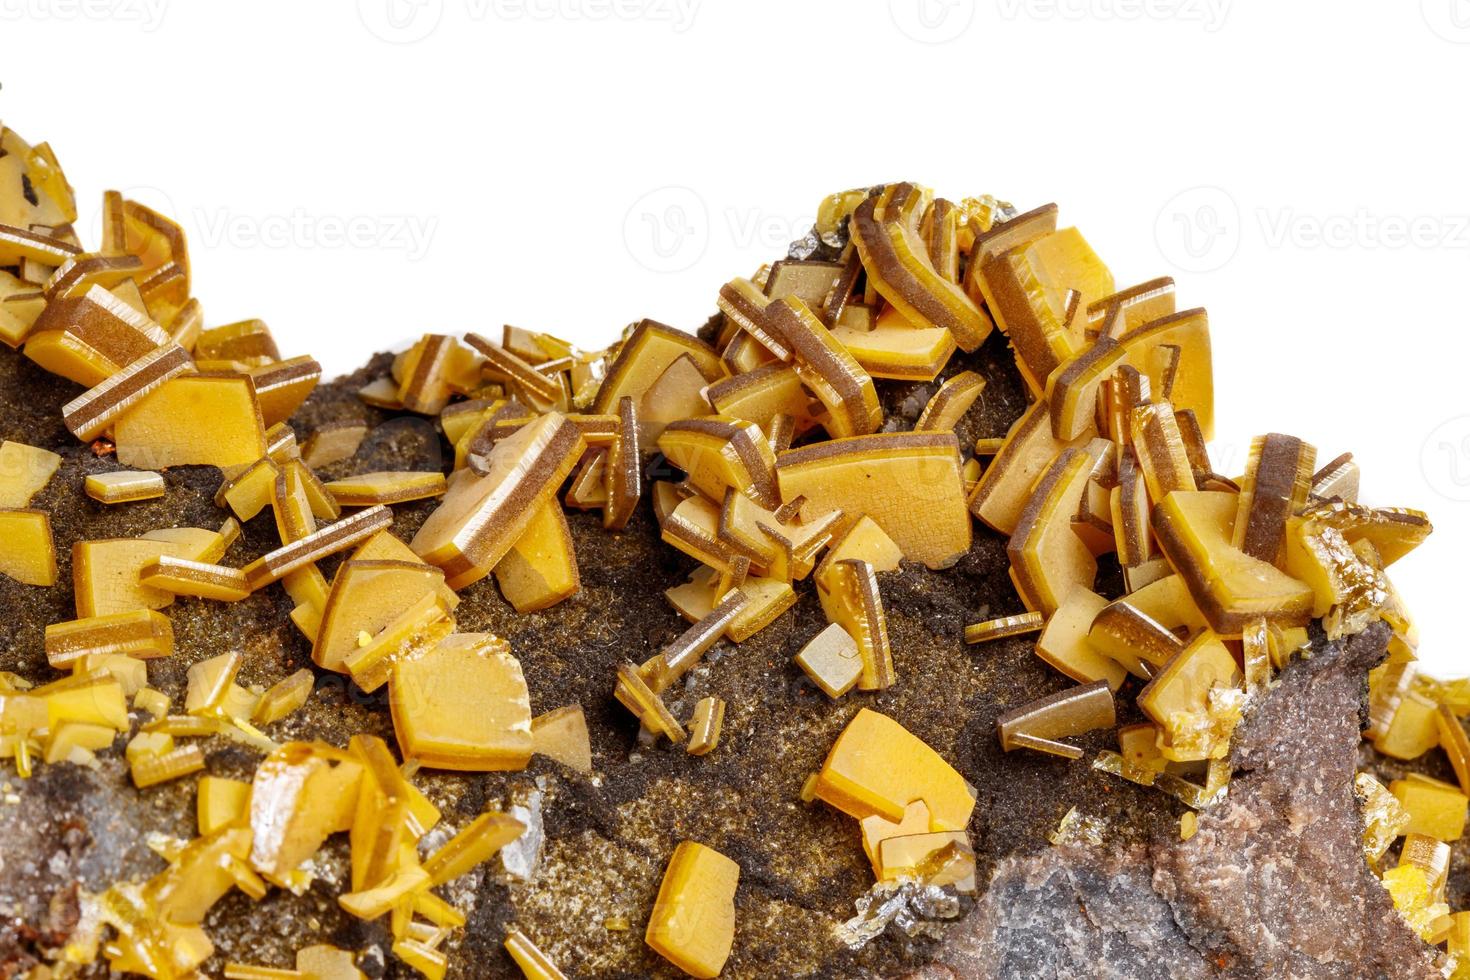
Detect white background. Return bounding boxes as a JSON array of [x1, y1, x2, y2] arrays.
[[3, 0, 1468, 675]]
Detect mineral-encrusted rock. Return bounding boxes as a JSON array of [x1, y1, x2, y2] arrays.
[[906, 623, 1441, 980], [0, 334, 1445, 978]]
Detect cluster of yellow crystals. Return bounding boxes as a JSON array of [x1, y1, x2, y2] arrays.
[[803, 709, 978, 895], [1, 126, 1458, 978], [92, 734, 527, 979], [951, 200, 1434, 824]]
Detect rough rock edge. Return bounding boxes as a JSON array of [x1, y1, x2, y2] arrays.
[[904, 623, 1442, 980]]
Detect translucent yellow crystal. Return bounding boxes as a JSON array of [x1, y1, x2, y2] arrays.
[[813, 708, 975, 830], [389, 633, 533, 771], [645, 841, 740, 980]]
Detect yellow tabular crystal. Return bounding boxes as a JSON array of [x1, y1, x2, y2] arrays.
[[302, 421, 369, 469], [914, 371, 987, 433], [1153, 490, 1314, 635], [767, 296, 883, 437], [74, 652, 147, 695], [0, 439, 60, 507], [593, 319, 724, 415], [243, 505, 393, 590], [493, 500, 580, 613], [134, 686, 170, 720], [295, 945, 366, 980], [218, 457, 280, 521], [72, 527, 226, 617], [996, 680, 1116, 759], [131, 743, 206, 788], [249, 742, 364, 877], [0, 271, 43, 349], [114, 374, 268, 470], [253, 669, 314, 726], [687, 697, 725, 757], [24, 283, 168, 387], [343, 594, 455, 694], [1136, 631, 1242, 762], [531, 705, 593, 773], [411, 413, 586, 589], [859, 800, 932, 877], [250, 356, 322, 428], [1355, 772, 1411, 864], [41, 720, 115, 765], [877, 831, 975, 890], [645, 841, 740, 980], [195, 318, 279, 364], [1180, 811, 1198, 841], [1382, 864, 1450, 942], [0, 508, 56, 586], [197, 775, 251, 835], [313, 559, 456, 672], [1034, 586, 1128, 691], [1087, 601, 1185, 680], [707, 363, 809, 433], [390, 938, 446, 980], [61, 342, 193, 442], [1390, 774, 1468, 842], [849, 188, 991, 352], [421, 810, 524, 886], [981, 224, 1113, 394], [390, 633, 533, 771], [86, 470, 167, 504], [224, 965, 306, 979], [969, 402, 1087, 536], [141, 556, 252, 602], [1436, 705, 1470, 794], [614, 661, 686, 744], [324, 470, 447, 507], [184, 651, 244, 717], [794, 623, 863, 699], [965, 611, 1044, 645], [505, 926, 568, 980], [821, 559, 893, 691], [1006, 446, 1097, 617], [777, 432, 969, 569], [659, 416, 780, 510], [814, 707, 975, 830], [1376, 691, 1440, 761]]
